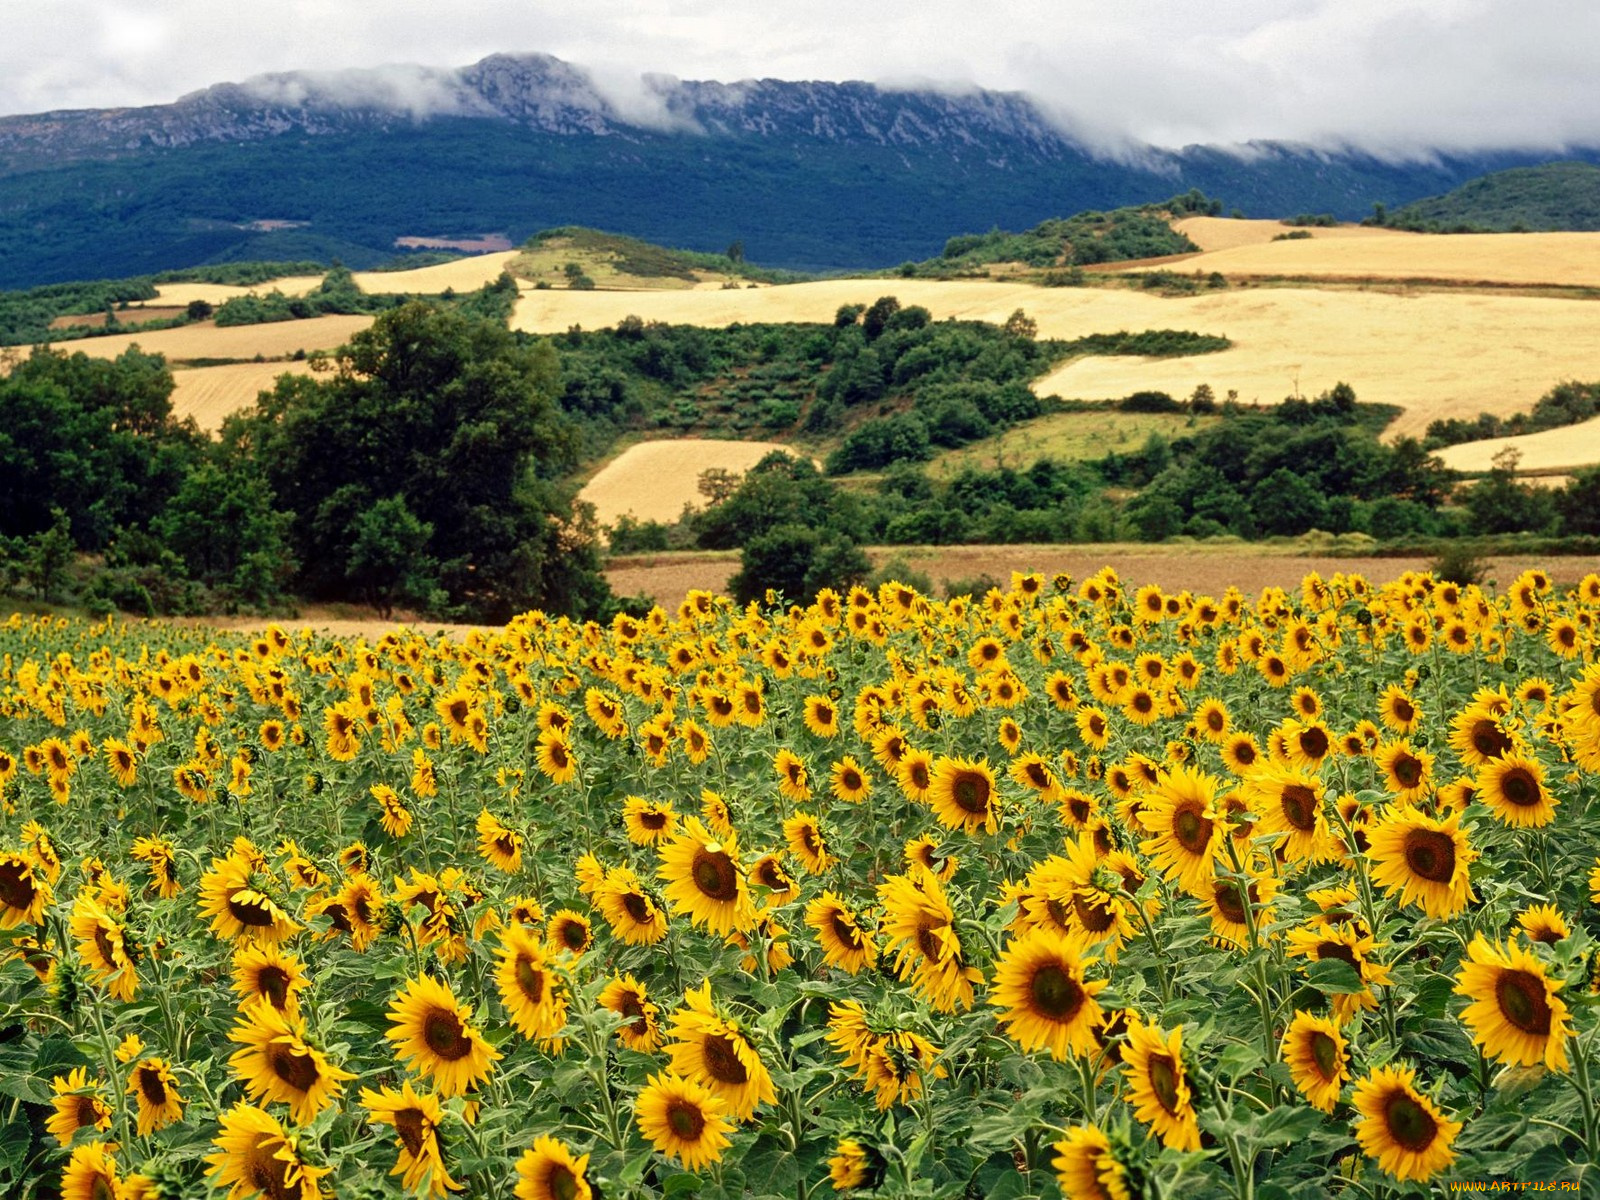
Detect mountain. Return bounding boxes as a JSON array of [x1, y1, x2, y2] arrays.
[[0, 53, 1595, 287], [1388, 161, 1600, 232]]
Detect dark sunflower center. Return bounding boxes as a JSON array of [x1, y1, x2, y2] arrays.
[[422, 1009, 472, 1060], [1393, 697, 1415, 723], [1073, 892, 1117, 933], [1392, 753, 1423, 788], [138, 1066, 167, 1105], [1280, 784, 1318, 831], [1495, 969, 1552, 1035], [548, 743, 570, 768], [1309, 1031, 1339, 1080], [1316, 941, 1359, 968], [691, 848, 740, 902], [1206, 710, 1225, 732], [94, 925, 119, 966], [842, 769, 863, 791], [1383, 1091, 1439, 1152], [1402, 829, 1456, 883], [831, 913, 864, 950], [74, 1095, 103, 1126], [622, 892, 653, 924], [91, 1176, 117, 1200], [229, 893, 279, 928], [0, 861, 35, 910], [1213, 880, 1251, 925], [394, 1107, 427, 1156], [1148, 1054, 1181, 1115], [1133, 692, 1153, 713], [1029, 963, 1086, 1021], [515, 957, 546, 1003], [666, 1097, 707, 1140], [1471, 720, 1511, 759], [916, 921, 946, 963], [559, 921, 589, 951], [258, 966, 291, 1009], [908, 762, 930, 789], [703, 1033, 749, 1084], [1025, 763, 1050, 788], [1173, 805, 1213, 855], [1299, 728, 1329, 759], [271, 1045, 322, 1093], [800, 825, 821, 854], [1233, 741, 1257, 765], [551, 1166, 580, 1200], [1499, 768, 1540, 807], [1527, 924, 1562, 945], [642, 811, 667, 829]]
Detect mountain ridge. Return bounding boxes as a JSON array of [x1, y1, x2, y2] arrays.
[[0, 52, 1596, 286]]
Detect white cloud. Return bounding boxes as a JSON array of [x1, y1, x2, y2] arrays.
[[1, 0, 1596, 155]]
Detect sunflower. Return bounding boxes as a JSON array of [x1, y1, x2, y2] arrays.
[[71, 894, 138, 1001], [1075, 706, 1111, 751], [926, 755, 1000, 834], [599, 974, 663, 1052], [1453, 934, 1571, 1070], [1375, 739, 1433, 804], [877, 871, 982, 1012], [61, 1141, 121, 1200], [1376, 684, 1422, 734], [894, 748, 935, 804], [664, 980, 777, 1120], [1447, 704, 1515, 767], [749, 852, 800, 905], [783, 812, 832, 874], [1351, 1065, 1461, 1182], [1476, 753, 1556, 828], [231, 943, 309, 1019], [386, 974, 501, 1097], [622, 796, 677, 846], [46, 1066, 112, 1146], [830, 756, 872, 804], [861, 1029, 944, 1109], [634, 1071, 733, 1170], [1051, 1125, 1130, 1200], [126, 1057, 184, 1135], [990, 928, 1106, 1060], [1121, 1018, 1201, 1151], [207, 1103, 331, 1200], [1241, 763, 1336, 864], [198, 854, 302, 945], [228, 999, 354, 1124], [362, 1081, 459, 1199], [1192, 698, 1230, 743], [1367, 807, 1476, 919], [1280, 1010, 1348, 1112], [657, 817, 757, 937], [0, 851, 52, 929], [495, 924, 569, 1043], [1285, 923, 1392, 1022], [534, 728, 578, 785], [805, 892, 877, 974], [474, 810, 523, 873], [546, 910, 593, 956], [1202, 871, 1279, 949], [1137, 765, 1223, 897], [595, 867, 669, 946], [310, 873, 383, 952], [803, 695, 841, 738], [514, 1136, 592, 1200], [1516, 903, 1569, 945], [774, 749, 812, 802], [827, 1138, 880, 1192], [1220, 731, 1262, 775]]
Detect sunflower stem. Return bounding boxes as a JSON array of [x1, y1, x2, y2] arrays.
[[1571, 1028, 1600, 1161], [1074, 1052, 1098, 1123], [86, 985, 132, 1150]]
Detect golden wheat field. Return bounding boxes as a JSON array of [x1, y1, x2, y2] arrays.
[[1435, 413, 1600, 474], [168, 361, 316, 433], [1170, 217, 1409, 252], [512, 278, 1600, 440], [1143, 229, 1600, 288], [579, 439, 803, 530], [53, 314, 375, 365]]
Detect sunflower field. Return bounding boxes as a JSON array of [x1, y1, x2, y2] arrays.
[[3, 566, 1600, 1199]]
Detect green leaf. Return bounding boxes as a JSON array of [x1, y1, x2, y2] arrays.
[[662, 1173, 703, 1197], [1305, 958, 1365, 994], [1245, 1106, 1326, 1149]]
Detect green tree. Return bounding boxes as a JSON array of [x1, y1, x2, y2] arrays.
[[24, 508, 74, 601], [153, 460, 296, 606], [346, 496, 441, 618], [728, 523, 870, 605], [238, 301, 611, 620]]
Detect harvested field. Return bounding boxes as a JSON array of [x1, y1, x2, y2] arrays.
[[1435, 414, 1600, 473], [604, 545, 1596, 609], [1140, 230, 1600, 288], [515, 278, 1600, 440], [348, 251, 520, 295], [170, 360, 314, 432], [51, 314, 372, 364], [49, 306, 188, 330], [578, 439, 797, 529], [1172, 216, 1409, 251]]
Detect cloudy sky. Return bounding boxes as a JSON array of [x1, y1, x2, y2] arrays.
[[5, 0, 1595, 154]]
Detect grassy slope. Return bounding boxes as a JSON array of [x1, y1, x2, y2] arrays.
[[1391, 161, 1600, 231]]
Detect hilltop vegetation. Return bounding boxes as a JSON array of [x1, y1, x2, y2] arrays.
[[1387, 161, 1600, 232], [510, 227, 805, 287], [904, 191, 1218, 277]]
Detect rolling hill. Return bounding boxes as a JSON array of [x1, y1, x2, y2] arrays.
[[1390, 161, 1600, 231]]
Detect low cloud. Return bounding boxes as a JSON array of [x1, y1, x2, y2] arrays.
[[3, 1, 1598, 157]]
